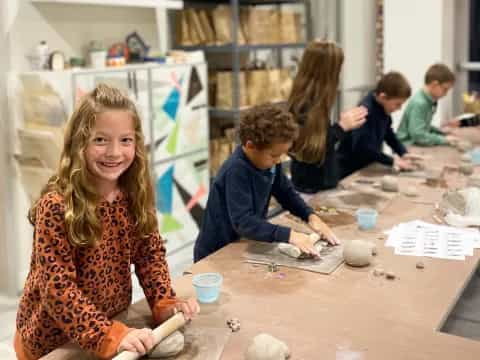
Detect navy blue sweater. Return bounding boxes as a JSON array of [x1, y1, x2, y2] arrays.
[[194, 146, 313, 262], [337, 92, 407, 178]]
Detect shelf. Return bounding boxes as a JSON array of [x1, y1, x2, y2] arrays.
[[184, 0, 307, 5], [31, 0, 184, 9], [176, 43, 306, 53], [209, 102, 287, 120]]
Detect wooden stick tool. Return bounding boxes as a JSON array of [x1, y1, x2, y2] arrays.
[[112, 312, 187, 360]]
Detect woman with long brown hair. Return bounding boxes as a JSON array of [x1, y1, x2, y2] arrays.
[[288, 41, 367, 192]]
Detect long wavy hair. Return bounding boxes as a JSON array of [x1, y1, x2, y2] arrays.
[[28, 84, 157, 247], [288, 41, 344, 163]]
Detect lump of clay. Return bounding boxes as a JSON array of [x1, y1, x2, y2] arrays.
[[278, 233, 322, 259], [278, 243, 302, 258], [381, 175, 399, 192], [148, 330, 184, 358], [245, 333, 290, 360], [403, 185, 418, 197], [342, 240, 372, 267], [457, 140, 473, 152], [459, 163, 474, 176], [461, 153, 472, 163]]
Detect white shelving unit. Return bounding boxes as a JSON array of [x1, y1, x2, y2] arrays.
[[31, 0, 183, 9]]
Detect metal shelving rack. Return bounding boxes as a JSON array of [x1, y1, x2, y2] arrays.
[[173, 0, 313, 122]]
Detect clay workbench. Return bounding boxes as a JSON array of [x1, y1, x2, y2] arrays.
[[43, 144, 480, 359]]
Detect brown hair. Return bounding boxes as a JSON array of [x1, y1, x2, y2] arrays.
[[425, 63, 455, 84], [29, 84, 158, 247], [376, 71, 411, 99], [287, 41, 344, 163], [238, 103, 298, 148]]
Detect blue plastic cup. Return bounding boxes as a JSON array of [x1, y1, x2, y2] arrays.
[[356, 208, 378, 230], [192, 272, 223, 304], [470, 148, 480, 165]]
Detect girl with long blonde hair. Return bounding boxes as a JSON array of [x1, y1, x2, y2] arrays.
[[288, 41, 368, 192], [15, 84, 199, 360]]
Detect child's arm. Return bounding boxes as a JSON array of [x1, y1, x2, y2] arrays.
[[351, 121, 396, 166], [384, 126, 408, 157], [407, 106, 448, 145], [225, 166, 291, 243], [34, 195, 130, 359], [270, 165, 313, 223], [132, 229, 179, 324]]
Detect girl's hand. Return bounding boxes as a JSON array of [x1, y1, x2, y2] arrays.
[[174, 298, 200, 321], [118, 328, 155, 355], [338, 106, 368, 131]]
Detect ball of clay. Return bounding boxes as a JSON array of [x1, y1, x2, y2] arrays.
[[461, 153, 472, 163], [342, 240, 372, 267], [381, 175, 399, 192], [416, 261, 425, 269], [148, 330, 184, 358], [373, 268, 385, 276], [403, 185, 418, 197], [457, 140, 473, 152], [245, 333, 290, 360], [459, 163, 474, 176]]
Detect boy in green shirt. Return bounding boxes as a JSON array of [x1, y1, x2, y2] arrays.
[[397, 63, 458, 146]]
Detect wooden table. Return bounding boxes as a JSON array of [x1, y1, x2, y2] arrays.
[[44, 145, 480, 359]]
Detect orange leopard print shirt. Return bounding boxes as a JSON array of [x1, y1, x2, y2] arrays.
[[16, 192, 176, 359]]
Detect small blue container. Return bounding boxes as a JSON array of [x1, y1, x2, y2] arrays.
[[192, 272, 223, 304], [356, 208, 378, 230], [470, 148, 480, 165]]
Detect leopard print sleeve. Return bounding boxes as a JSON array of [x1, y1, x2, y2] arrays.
[[33, 193, 129, 358], [133, 229, 177, 324]]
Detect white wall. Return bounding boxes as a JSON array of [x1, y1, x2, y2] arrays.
[[384, 0, 456, 128], [340, 0, 377, 109]]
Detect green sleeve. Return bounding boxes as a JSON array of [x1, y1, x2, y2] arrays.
[[430, 126, 445, 135], [407, 106, 447, 146]]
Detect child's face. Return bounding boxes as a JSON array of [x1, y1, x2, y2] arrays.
[[377, 93, 407, 114], [429, 81, 453, 100], [85, 110, 136, 191], [245, 141, 291, 170]]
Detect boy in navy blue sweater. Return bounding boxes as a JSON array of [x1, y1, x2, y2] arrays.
[[194, 104, 339, 262], [337, 72, 416, 178]]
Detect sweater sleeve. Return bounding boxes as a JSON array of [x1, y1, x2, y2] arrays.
[[34, 195, 129, 359], [384, 126, 407, 156], [407, 106, 448, 145], [225, 165, 291, 243], [271, 165, 313, 222], [351, 120, 395, 166], [133, 228, 177, 325]]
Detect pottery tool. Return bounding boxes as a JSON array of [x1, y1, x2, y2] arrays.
[[113, 312, 187, 360]]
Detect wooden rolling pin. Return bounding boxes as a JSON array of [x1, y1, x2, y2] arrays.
[[113, 312, 187, 360]]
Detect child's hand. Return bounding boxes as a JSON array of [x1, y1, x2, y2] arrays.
[[394, 156, 415, 172], [446, 135, 459, 145], [174, 297, 200, 321], [445, 118, 461, 128], [338, 106, 368, 131], [289, 231, 320, 257], [118, 328, 155, 355], [307, 214, 340, 245]]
